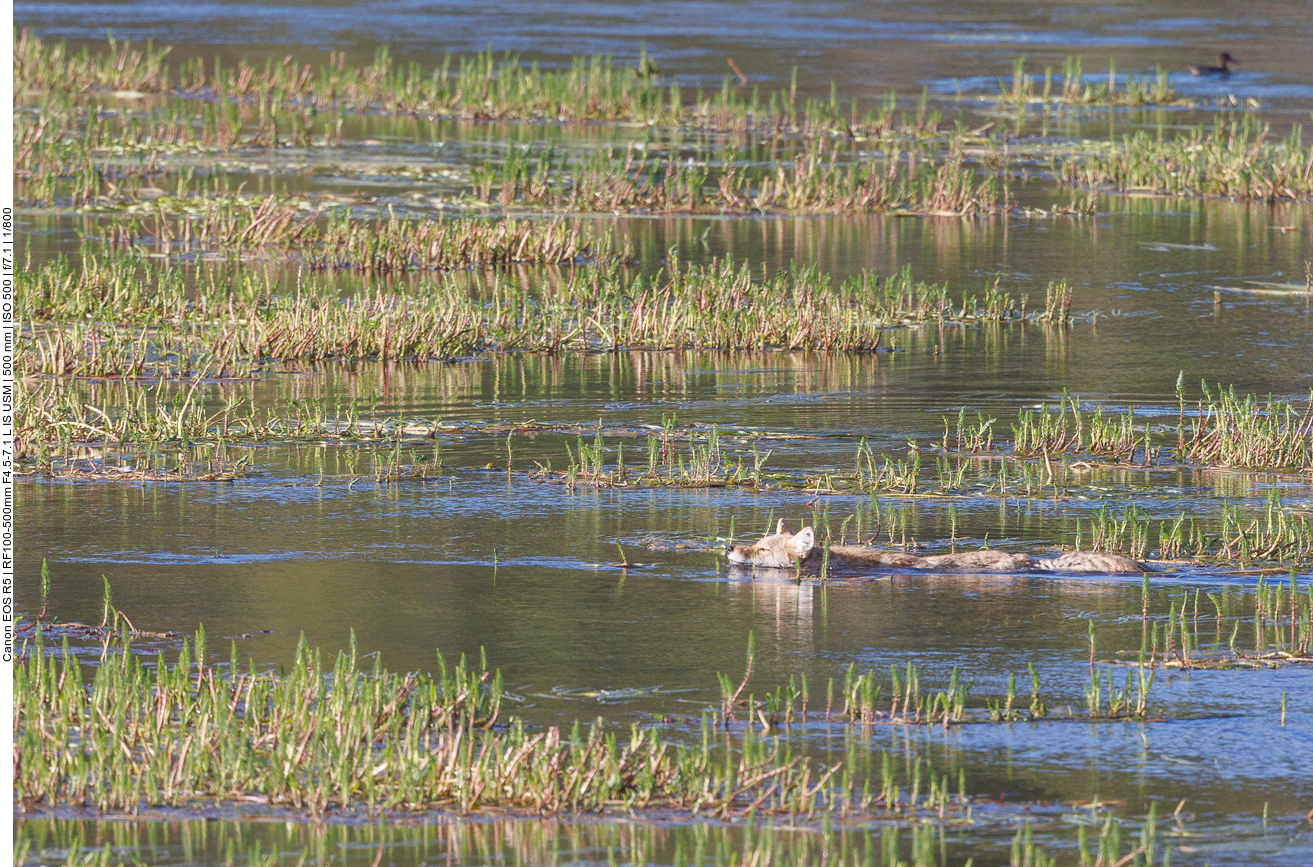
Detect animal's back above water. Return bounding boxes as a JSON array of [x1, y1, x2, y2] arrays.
[[826, 545, 1146, 573], [726, 522, 1150, 574]]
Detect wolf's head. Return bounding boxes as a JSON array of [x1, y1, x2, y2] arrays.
[[726, 520, 817, 568]]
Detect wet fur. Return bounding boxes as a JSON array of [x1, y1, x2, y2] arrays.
[[726, 521, 1150, 574]]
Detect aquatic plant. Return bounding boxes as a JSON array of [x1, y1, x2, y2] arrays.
[[100, 204, 619, 272], [1112, 576, 1312, 670], [1178, 380, 1313, 469], [1011, 392, 1145, 463], [14, 31, 944, 140], [995, 56, 1185, 108], [469, 138, 1000, 216], [1005, 380, 1313, 471], [15, 253, 1067, 384], [727, 651, 1152, 728], [15, 624, 983, 822], [1053, 116, 1313, 202]]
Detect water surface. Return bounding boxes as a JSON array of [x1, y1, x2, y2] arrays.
[[13, 3, 1313, 865]]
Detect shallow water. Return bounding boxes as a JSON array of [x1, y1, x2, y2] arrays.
[[15, 0, 1313, 113], [13, 3, 1313, 865], [16, 337, 1313, 863]]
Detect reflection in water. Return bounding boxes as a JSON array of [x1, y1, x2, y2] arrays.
[[0, 812, 1165, 867], [17, 799, 1312, 867], [12, 815, 970, 867], [725, 575, 815, 659]]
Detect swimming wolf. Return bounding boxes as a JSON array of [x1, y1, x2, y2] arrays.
[[726, 521, 1149, 574]]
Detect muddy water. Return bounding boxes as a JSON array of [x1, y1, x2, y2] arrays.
[[13, 2, 1313, 865]]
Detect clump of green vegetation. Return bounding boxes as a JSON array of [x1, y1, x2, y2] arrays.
[[13, 601, 1177, 827], [1178, 380, 1313, 469], [995, 56, 1185, 108], [16, 623, 981, 821], [961, 379, 1313, 471], [15, 252, 1073, 383], [538, 417, 774, 491], [1010, 391, 1147, 463], [14, 31, 944, 140], [14, 380, 450, 464], [101, 205, 620, 271], [1054, 116, 1313, 201], [719, 635, 1154, 729], [1073, 488, 1313, 565], [469, 138, 1000, 216], [1110, 576, 1312, 670], [13, 381, 790, 475]]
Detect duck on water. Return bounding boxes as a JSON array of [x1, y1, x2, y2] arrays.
[[1190, 52, 1239, 76]]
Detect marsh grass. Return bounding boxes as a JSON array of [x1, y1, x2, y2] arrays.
[[1112, 576, 1312, 670], [471, 138, 1000, 215], [103, 204, 618, 271], [537, 417, 775, 491], [1074, 488, 1313, 565], [26, 443, 251, 483], [16, 624, 983, 823], [12, 614, 1163, 834], [1007, 391, 1151, 464], [1178, 380, 1313, 469], [18, 33, 1313, 215], [1054, 116, 1313, 202], [10, 593, 1198, 861], [974, 380, 1313, 471], [15, 31, 946, 141], [15, 380, 461, 463], [722, 641, 1154, 730], [995, 56, 1184, 108], [18, 374, 783, 455], [16, 253, 1073, 384], [19, 105, 997, 216]]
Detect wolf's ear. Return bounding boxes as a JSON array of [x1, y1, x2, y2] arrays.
[[787, 527, 815, 557], [776, 518, 787, 535]]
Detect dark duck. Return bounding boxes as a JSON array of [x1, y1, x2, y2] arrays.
[[1190, 52, 1238, 76]]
